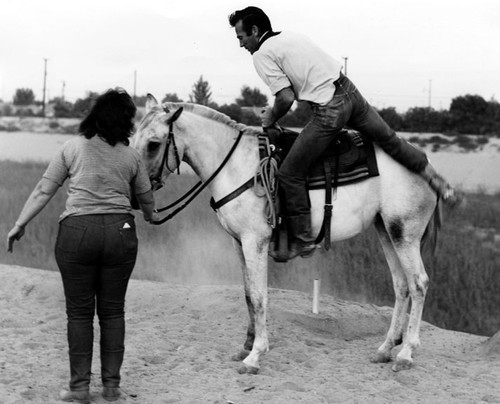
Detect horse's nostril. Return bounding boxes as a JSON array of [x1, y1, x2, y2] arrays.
[[147, 141, 161, 153]]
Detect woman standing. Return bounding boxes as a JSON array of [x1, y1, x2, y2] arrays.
[[7, 88, 155, 403]]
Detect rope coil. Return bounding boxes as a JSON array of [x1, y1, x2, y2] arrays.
[[254, 136, 279, 229]]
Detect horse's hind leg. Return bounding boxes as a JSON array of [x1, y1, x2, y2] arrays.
[[392, 242, 428, 372], [371, 217, 410, 364]]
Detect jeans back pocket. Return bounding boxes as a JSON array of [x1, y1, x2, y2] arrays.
[[119, 226, 138, 254], [56, 222, 87, 253]]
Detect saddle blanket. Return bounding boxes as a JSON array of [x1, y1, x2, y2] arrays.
[[260, 128, 379, 190]]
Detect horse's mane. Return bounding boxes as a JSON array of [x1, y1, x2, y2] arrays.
[[163, 102, 259, 136]]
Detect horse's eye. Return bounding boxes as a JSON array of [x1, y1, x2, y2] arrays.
[[147, 141, 161, 153]]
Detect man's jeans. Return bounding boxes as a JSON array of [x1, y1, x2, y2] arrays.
[[278, 73, 428, 216], [55, 214, 137, 391]]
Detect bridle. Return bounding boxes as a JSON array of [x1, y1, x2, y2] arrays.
[[147, 106, 245, 225], [150, 106, 183, 191]]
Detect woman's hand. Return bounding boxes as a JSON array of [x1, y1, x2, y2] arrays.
[[145, 211, 160, 224], [7, 224, 25, 253]]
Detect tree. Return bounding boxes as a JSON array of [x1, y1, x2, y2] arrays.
[[403, 107, 448, 133], [72, 91, 99, 118], [13, 88, 36, 105], [449, 94, 489, 134], [52, 97, 74, 118], [450, 94, 488, 119], [377, 107, 404, 131], [216, 104, 243, 122], [162, 93, 183, 103], [189, 75, 213, 106], [133, 95, 148, 107], [236, 86, 268, 107], [485, 98, 500, 134]]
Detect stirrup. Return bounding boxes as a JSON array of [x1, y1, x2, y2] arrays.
[[288, 239, 317, 260]]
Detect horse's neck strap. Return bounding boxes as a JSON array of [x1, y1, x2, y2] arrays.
[[167, 122, 181, 175]]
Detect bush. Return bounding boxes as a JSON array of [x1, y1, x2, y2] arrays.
[[455, 135, 479, 151], [16, 108, 35, 117], [429, 135, 449, 145]]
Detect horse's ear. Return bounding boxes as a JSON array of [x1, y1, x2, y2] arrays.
[[145, 94, 159, 113], [167, 107, 183, 124]]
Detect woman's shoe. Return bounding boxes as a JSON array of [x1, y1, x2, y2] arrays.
[[59, 389, 91, 403], [103, 387, 121, 401]]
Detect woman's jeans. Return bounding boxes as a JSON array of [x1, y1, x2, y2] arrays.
[[278, 72, 429, 216], [55, 214, 138, 391]]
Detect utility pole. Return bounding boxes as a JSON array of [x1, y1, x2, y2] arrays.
[[61, 81, 66, 100], [42, 58, 48, 117], [428, 79, 432, 108], [133, 70, 137, 101], [342, 56, 348, 76]]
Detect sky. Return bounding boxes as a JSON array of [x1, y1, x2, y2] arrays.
[[1, 0, 499, 112]]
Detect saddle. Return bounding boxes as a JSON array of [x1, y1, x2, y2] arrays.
[[264, 127, 379, 189], [261, 127, 379, 262]]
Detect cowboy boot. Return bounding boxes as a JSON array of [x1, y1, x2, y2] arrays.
[[420, 164, 465, 207], [287, 214, 317, 259]]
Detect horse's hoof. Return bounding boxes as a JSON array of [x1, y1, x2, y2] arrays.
[[238, 364, 259, 375], [231, 350, 250, 362], [392, 358, 413, 372], [370, 351, 392, 364]]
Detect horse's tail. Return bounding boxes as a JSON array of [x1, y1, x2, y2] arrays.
[[421, 197, 442, 255]]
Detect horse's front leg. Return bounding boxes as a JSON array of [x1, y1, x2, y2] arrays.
[[230, 241, 255, 362], [236, 234, 270, 374]]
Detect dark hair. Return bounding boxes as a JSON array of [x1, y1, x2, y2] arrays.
[[79, 88, 137, 146], [228, 6, 272, 36]]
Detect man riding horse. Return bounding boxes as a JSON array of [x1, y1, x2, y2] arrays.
[[228, 6, 463, 260]]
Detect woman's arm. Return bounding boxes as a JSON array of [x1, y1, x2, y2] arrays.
[[135, 189, 158, 223], [7, 177, 60, 252]]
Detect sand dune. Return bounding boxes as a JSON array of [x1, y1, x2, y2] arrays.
[[1, 264, 499, 403]]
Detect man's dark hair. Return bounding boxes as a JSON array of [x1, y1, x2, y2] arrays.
[[228, 6, 272, 35], [79, 88, 137, 146]]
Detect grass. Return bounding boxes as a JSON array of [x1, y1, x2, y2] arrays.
[[1, 160, 499, 337]]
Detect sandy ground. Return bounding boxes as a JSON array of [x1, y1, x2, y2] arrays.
[[1, 264, 499, 404]]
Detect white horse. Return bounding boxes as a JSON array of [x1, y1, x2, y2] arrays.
[[133, 95, 440, 374]]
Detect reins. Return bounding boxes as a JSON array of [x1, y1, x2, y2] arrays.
[[151, 125, 245, 225]]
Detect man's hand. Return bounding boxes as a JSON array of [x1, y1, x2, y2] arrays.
[[260, 107, 275, 129], [7, 224, 25, 253]]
